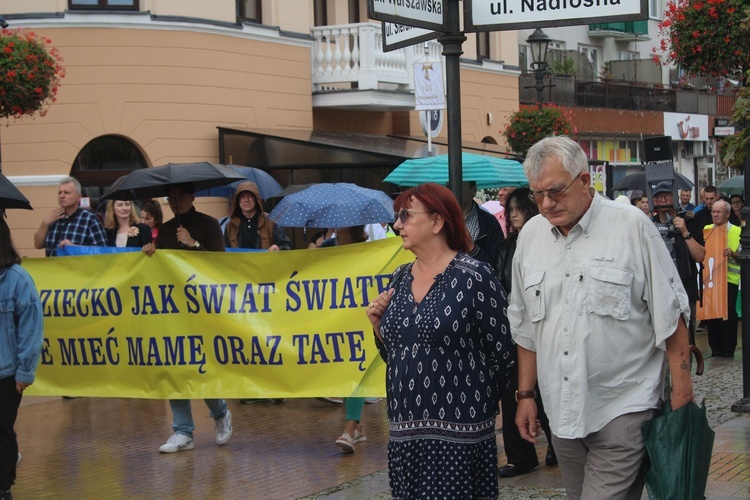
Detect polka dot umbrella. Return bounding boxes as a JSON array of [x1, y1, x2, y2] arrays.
[[268, 183, 394, 229]]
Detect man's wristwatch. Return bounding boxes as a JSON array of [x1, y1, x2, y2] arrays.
[[193, 240, 201, 248], [515, 390, 537, 402], [682, 233, 692, 240]]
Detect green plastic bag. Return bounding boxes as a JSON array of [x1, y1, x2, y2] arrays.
[[642, 401, 715, 500]]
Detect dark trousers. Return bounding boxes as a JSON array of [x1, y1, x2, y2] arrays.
[[0, 376, 21, 491], [707, 282, 739, 357], [501, 364, 552, 469]]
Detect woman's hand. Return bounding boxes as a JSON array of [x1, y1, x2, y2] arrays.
[[366, 288, 394, 342]]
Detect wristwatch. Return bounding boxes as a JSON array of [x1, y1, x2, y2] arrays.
[[193, 240, 201, 248], [515, 390, 537, 402], [683, 233, 692, 240]]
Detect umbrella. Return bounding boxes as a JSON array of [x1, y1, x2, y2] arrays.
[[718, 175, 744, 196], [273, 183, 317, 198], [642, 401, 715, 500], [268, 183, 393, 229], [613, 171, 694, 192], [101, 162, 245, 201], [194, 165, 283, 200], [0, 173, 32, 210], [383, 152, 528, 190]]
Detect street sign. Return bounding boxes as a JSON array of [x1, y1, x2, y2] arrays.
[[382, 21, 440, 52], [464, 0, 648, 31], [367, 0, 448, 32]]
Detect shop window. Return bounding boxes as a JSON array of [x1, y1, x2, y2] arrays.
[[477, 32, 490, 60], [69, 0, 139, 10]]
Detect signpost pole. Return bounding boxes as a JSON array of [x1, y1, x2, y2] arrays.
[[438, 0, 466, 206]]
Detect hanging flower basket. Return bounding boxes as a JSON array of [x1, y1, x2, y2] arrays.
[[0, 29, 64, 120], [502, 104, 577, 157]]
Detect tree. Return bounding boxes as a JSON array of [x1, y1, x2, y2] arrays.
[[0, 29, 64, 120], [718, 12, 750, 169], [655, 0, 749, 78], [501, 105, 577, 157], [720, 71, 750, 169]]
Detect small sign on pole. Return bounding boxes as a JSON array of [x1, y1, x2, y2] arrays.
[[367, 0, 447, 31]]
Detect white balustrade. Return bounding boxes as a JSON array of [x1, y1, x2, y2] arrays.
[[311, 22, 442, 92]]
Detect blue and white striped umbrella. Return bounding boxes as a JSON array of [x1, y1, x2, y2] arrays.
[[268, 183, 394, 229]]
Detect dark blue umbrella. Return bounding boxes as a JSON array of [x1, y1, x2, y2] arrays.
[[194, 165, 283, 200], [268, 183, 393, 229]]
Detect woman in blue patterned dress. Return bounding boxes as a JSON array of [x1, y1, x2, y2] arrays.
[[366, 183, 515, 499]]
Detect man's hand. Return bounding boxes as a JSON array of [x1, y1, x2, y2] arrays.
[[16, 380, 31, 394], [176, 226, 195, 247], [58, 239, 75, 248], [268, 244, 280, 252], [43, 207, 65, 226], [515, 399, 540, 444]]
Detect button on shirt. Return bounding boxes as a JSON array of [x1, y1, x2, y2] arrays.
[[507, 194, 690, 439]]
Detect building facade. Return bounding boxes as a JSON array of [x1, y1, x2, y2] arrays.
[[1, 0, 522, 255]]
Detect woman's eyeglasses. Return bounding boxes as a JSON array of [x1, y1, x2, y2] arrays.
[[394, 208, 427, 224]]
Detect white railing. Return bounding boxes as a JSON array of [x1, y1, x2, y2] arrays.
[[311, 23, 443, 92]]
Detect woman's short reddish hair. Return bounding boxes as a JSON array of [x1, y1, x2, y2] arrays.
[[394, 183, 472, 253]]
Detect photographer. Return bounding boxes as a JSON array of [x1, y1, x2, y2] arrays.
[[651, 181, 705, 343]]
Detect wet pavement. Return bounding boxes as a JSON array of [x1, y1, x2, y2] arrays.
[[12, 330, 750, 499]]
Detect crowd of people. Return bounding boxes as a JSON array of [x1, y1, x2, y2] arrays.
[[3, 135, 741, 499]]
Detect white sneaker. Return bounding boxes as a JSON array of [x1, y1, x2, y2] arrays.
[[159, 433, 194, 453], [16, 453, 21, 466], [215, 410, 233, 445]]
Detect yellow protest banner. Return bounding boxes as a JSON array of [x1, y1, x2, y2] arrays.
[[22, 238, 414, 399]]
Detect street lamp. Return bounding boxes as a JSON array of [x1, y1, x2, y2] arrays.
[[526, 28, 552, 107]]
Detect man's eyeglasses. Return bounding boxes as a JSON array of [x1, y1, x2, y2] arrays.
[[394, 208, 427, 224], [529, 172, 583, 205], [166, 194, 192, 202]]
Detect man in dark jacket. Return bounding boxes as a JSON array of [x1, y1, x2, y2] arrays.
[[224, 181, 291, 251], [142, 182, 233, 453], [461, 181, 504, 268]]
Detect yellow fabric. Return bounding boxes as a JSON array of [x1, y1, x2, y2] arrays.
[[23, 238, 414, 399]]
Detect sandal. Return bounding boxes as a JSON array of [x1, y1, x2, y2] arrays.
[[353, 427, 366, 443], [335, 433, 356, 453]]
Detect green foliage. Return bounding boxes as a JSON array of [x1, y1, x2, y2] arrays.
[[720, 71, 750, 169], [550, 57, 576, 76], [0, 29, 64, 119], [501, 105, 577, 157], [655, 0, 749, 78]]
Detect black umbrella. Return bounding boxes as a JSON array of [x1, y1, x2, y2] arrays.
[[0, 173, 32, 210], [613, 171, 694, 192], [101, 162, 245, 201]]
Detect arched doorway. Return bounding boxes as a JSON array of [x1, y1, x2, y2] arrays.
[[71, 135, 148, 202]]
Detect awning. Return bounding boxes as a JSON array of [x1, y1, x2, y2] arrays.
[[217, 127, 521, 172]]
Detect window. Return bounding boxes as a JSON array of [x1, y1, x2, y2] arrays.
[[314, 0, 327, 26], [618, 50, 638, 61], [477, 32, 490, 60], [71, 135, 149, 201], [69, 0, 138, 10], [579, 45, 599, 76], [239, 0, 261, 23], [348, 0, 360, 23], [649, 0, 660, 18]]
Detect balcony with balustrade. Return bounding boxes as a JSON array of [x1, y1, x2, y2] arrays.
[[310, 23, 443, 111]]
